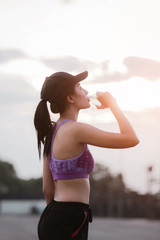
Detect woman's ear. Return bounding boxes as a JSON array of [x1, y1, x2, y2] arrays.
[[67, 95, 75, 104]]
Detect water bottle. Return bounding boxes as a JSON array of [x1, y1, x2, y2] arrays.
[[88, 94, 101, 106]]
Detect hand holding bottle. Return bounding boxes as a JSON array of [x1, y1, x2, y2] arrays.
[[94, 92, 116, 109]]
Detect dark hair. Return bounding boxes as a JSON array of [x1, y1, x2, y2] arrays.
[[34, 85, 75, 159]]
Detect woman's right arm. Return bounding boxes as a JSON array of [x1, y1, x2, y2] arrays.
[[75, 92, 139, 148], [43, 155, 55, 205]]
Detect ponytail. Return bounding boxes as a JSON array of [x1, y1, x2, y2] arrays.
[[34, 100, 55, 159]]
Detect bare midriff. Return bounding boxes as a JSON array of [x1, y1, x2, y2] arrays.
[[54, 178, 90, 204]]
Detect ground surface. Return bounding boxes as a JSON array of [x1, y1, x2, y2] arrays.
[[0, 216, 159, 240]]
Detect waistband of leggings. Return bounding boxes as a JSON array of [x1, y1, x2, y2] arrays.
[[50, 199, 92, 222], [52, 199, 89, 209]]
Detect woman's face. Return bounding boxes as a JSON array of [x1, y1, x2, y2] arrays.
[[71, 83, 90, 109]]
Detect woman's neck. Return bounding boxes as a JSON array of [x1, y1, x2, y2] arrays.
[[58, 109, 79, 122]]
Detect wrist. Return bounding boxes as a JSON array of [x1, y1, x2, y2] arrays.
[[108, 98, 117, 107]]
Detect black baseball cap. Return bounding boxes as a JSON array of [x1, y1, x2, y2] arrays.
[[41, 71, 88, 102]]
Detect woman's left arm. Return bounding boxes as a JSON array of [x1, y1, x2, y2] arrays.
[[43, 155, 55, 205]]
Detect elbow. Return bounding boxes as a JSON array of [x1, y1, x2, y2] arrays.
[[129, 136, 140, 147], [43, 188, 54, 204], [43, 187, 48, 197], [42, 186, 54, 198], [43, 187, 53, 198]]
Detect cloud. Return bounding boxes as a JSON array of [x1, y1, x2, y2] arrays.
[[95, 56, 160, 83], [42, 55, 160, 83], [0, 72, 39, 134], [42, 55, 125, 82], [42, 55, 95, 73], [0, 72, 41, 178], [124, 56, 160, 80], [0, 49, 27, 63], [42, 56, 127, 82], [92, 60, 130, 83], [0, 73, 38, 105]]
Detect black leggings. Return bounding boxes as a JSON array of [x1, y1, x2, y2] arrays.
[[38, 199, 92, 240]]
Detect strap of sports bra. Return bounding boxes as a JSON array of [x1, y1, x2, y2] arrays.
[[56, 119, 73, 130], [50, 119, 73, 152]]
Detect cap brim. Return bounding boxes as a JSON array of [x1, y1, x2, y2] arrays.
[[74, 71, 88, 82]]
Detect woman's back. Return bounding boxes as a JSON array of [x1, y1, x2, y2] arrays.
[[51, 120, 86, 161], [50, 120, 93, 204]]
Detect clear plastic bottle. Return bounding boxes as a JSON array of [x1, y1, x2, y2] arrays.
[[88, 94, 101, 106]]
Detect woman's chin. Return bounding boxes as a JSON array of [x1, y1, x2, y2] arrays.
[[85, 103, 91, 109]]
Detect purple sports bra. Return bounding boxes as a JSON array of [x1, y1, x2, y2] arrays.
[[49, 119, 94, 181]]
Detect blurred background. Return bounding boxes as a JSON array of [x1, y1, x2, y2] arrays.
[[0, 0, 160, 239]]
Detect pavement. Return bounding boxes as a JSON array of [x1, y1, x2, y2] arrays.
[[0, 215, 160, 240]]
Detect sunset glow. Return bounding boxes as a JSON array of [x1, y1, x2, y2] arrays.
[[1, 0, 160, 194]]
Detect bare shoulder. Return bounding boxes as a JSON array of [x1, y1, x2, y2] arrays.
[[71, 121, 107, 145], [61, 120, 91, 131], [68, 121, 97, 134], [73, 121, 98, 133], [63, 121, 100, 142]]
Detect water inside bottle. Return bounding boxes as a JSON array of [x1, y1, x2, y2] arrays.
[[88, 94, 101, 106]]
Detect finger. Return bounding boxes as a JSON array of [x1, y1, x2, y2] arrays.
[[96, 91, 104, 97], [96, 105, 101, 109], [96, 105, 105, 109]]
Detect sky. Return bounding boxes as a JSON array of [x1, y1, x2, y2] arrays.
[[0, 0, 160, 194]]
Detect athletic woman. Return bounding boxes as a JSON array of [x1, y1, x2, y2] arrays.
[[34, 71, 139, 240]]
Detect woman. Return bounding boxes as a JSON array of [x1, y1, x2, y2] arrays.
[[34, 71, 139, 240]]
